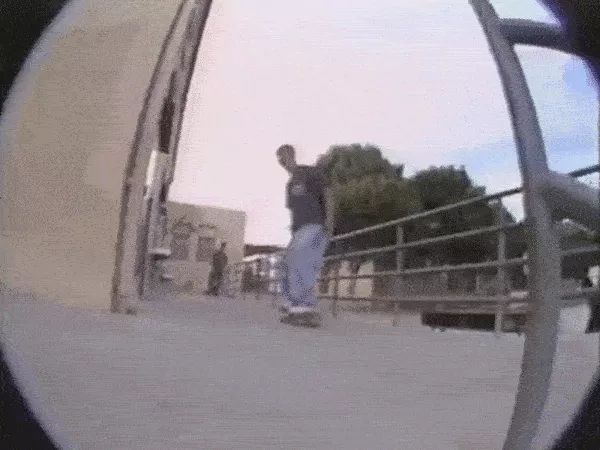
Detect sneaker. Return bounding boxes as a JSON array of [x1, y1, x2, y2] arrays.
[[279, 301, 292, 314], [289, 305, 317, 315]]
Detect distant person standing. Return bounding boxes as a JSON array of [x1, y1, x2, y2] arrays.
[[276, 144, 334, 326], [206, 242, 228, 296]]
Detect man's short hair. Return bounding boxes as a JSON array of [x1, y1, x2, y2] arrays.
[[276, 144, 295, 156]]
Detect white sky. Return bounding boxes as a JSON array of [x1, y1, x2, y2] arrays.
[[170, 0, 598, 246]]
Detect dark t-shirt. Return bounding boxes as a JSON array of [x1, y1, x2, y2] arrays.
[[286, 165, 326, 233]]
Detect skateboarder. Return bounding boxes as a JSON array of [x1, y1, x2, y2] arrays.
[[206, 242, 228, 296], [276, 144, 334, 325]]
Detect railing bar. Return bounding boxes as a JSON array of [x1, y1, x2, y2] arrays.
[[256, 247, 593, 284], [329, 164, 598, 243], [318, 294, 516, 302], [561, 287, 600, 300], [568, 164, 600, 178], [327, 223, 524, 261], [330, 187, 522, 242], [326, 242, 597, 265], [562, 245, 600, 256], [401, 223, 523, 248], [264, 274, 598, 299], [321, 258, 526, 279], [315, 288, 599, 304]]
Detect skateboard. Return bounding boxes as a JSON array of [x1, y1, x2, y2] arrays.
[[280, 311, 322, 328]]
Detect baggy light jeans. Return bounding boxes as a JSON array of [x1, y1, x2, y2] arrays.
[[281, 224, 329, 308]]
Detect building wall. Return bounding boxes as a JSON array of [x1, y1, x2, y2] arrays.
[[0, 0, 212, 311], [112, 0, 213, 312], [242, 253, 284, 294], [162, 202, 246, 295]]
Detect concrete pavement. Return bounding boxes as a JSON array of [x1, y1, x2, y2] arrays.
[[2, 292, 599, 449]]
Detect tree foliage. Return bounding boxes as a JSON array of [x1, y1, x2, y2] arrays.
[[407, 165, 501, 266], [317, 143, 403, 186], [334, 173, 421, 265], [316, 144, 420, 270], [317, 145, 522, 271]]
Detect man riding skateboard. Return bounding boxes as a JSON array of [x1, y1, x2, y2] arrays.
[[276, 144, 335, 326]]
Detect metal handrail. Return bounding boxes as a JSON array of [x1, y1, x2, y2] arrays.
[[244, 271, 598, 306], [329, 165, 598, 243], [318, 258, 524, 279], [233, 4, 599, 444], [242, 209, 597, 302], [235, 168, 599, 450], [239, 162, 598, 304], [326, 223, 523, 261], [318, 289, 599, 305], [469, 2, 599, 448], [329, 187, 521, 242]]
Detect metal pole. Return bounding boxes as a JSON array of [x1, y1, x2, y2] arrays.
[[495, 201, 508, 336], [470, 2, 563, 448], [242, 262, 247, 301], [269, 256, 276, 309], [393, 225, 405, 327], [494, 303, 505, 336], [331, 264, 340, 318], [254, 261, 260, 301]]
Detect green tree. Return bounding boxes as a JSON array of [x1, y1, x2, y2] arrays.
[[316, 144, 421, 278], [315, 146, 528, 296], [334, 173, 422, 250], [407, 165, 507, 267], [317, 143, 403, 186]]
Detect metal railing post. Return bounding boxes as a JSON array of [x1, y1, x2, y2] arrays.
[[597, 96, 599, 365], [254, 261, 260, 301], [269, 257, 277, 309], [495, 201, 508, 336], [494, 303, 505, 336], [331, 264, 340, 318], [475, 272, 482, 295], [241, 262, 247, 301], [393, 225, 405, 327], [471, 2, 565, 447]]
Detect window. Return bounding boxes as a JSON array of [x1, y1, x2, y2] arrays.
[[158, 97, 175, 154], [171, 235, 190, 261], [170, 220, 195, 261], [196, 236, 215, 262], [159, 185, 168, 203]]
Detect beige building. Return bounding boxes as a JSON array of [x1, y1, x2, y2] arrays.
[[0, 0, 213, 312], [162, 202, 246, 295]]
